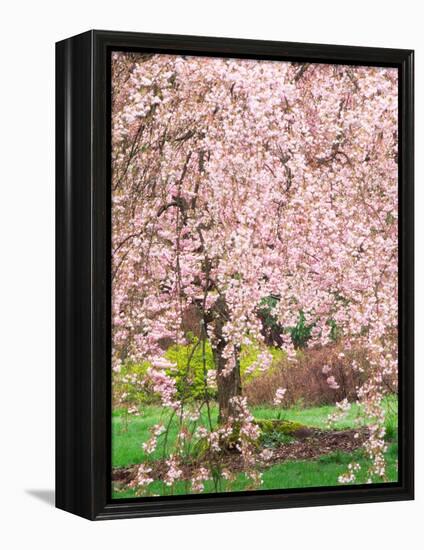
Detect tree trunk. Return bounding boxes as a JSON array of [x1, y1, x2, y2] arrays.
[[213, 296, 242, 424]]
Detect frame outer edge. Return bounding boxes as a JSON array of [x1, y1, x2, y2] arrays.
[[56, 30, 414, 520], [399, 50, 414, 500], [56, 30, 96, 520]]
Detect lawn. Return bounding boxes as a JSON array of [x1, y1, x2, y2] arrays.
[[113, 442, 398, 498], [112, 396, 398, 498]]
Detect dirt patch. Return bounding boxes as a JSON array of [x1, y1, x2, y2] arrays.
[[112, 427, 368, 488]]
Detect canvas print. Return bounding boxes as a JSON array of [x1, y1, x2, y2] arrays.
[[111, 52, 398, 499]]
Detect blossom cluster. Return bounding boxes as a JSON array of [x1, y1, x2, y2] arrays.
[[111, 52, 398, 493]]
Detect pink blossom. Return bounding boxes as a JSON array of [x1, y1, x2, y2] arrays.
[[273, 387, 287, 405], [327, 376, 340, 390]]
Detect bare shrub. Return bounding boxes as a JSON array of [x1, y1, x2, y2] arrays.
[[244, 342, 397, 408]]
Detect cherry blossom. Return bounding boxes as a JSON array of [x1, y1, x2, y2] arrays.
[[111, 52, 398, 491], [273, 387, 287, 405]]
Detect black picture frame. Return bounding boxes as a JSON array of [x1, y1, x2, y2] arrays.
[[56, 29, 414, 520]]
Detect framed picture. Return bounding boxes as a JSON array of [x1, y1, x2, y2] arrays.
[[56, 30, 414, 520]]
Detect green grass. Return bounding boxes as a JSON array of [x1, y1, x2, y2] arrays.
[[112, 396, 398, 468], [252, 394, 398, 431], [112, 404, 217, 468], [112, 396, 398, 498], [113, 441, 398, 499]]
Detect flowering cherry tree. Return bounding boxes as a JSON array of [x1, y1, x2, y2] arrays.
[[112, 52, 398, 492]]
